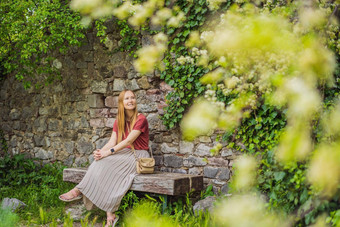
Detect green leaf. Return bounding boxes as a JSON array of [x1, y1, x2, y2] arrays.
[[177, 107, 185, 113], [273, 171, 286, 181]]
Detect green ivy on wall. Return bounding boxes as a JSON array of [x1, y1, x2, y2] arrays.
[[0, 0, 85, 88], [160, 0, 217, 129]]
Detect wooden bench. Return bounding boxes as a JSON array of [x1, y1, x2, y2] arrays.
[[63, 168, 203, 210]]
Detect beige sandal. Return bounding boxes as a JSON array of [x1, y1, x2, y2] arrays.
[[105, 215, 119, 227], [59, 188, 82, 202]]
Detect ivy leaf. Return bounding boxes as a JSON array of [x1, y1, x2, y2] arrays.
[[273, 171, 286, 181], [270, 112, 278, 118], [177, 107, 185, 113], [173, 38, 180, 44], [183, 30, 190, 37]]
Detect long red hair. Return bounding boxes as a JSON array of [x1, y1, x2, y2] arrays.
[[117, 90, 138, 143]]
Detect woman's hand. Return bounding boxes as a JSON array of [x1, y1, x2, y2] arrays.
[[93, 149, 111, 161]]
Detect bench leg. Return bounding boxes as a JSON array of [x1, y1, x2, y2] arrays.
[[159, 194, 168, 213]]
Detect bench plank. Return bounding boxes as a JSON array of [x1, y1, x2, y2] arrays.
[[63, 168, 203, 196]]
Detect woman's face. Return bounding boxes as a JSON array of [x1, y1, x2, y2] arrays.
[[123, 91, 136, 110]]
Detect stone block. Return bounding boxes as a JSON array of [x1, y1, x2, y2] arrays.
[[221, 149, 233, 157], [154, 155, 163, 166], [10, 109, 21, 120], [89, 108, 111, 118], [13, 121, 20, 130], [1, 198, 26, 212], [127, 79, 139, 91], [137, 76, 151, 89], [160, 81, 173, 92], [105, 118, 115, 128], [38, 107, 48, 115], [157, 101, 167, 115], [91, 135, 99, 143], [146, 89, 161, 95], [147, 113, 166, 131], [142, 35, 153, 46], [9, 136, 17, 148], [76, 102, 88, 112], [90, 119, 105, 128], [76, 137, 93, 155], [221, 184, 229, 194], [105, 96, 118, 108], [89, 154, 95, 164], [63, 155, 75, 167], [151, 143, 161, 154], [76, 61, 87, 69], [95, 138, 110, 149], [173, 169, 187, 174], [53, 59, 62, 69], [110, 52, 126, 65], [80, 116, 89, 128], [22, 106, 36, 119], [137, 103, 158, 113], [33, 117, 47, 133], [193, 196, 216, 215], [199, 136, 211, 143], [48, 119, 60, 131], [99, 65, 112, 78], [195, 144, 212, 157], [229, 160, 234, 168], [33, 135, 45, 147], [203, 167, 219, 178], [113, 79, 126, 91], [162, 135, 173, 143], [136, 90, 146, 102], [113, 66, 127, 78], [153, 134, 163, 143], [164, 155, 183, 168], [161, 143, 178, 154], [189, 167, 202, 175], [207, 157, 229, 167], [88, 94, 104, 108], [75, 157, 88, 167], [88, 62, 94, 77], [184, 156, 207, 167], [34, 147, 53, 160], [64, 141, 75, 154], [212, 179, 225, 185], [217, 168, 230, 181], [83, 51, 94, 62], [179, 141, 194, 154], [91, 81, 108, 94]]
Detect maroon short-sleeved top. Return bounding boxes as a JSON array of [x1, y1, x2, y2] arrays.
[[112, 114, 149, 150]]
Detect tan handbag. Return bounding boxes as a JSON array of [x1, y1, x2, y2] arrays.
[[127, 122, 155, 174], [132, 144, 155, 174]]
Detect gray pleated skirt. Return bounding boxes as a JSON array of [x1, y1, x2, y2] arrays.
[[76, 148, 150, 212]]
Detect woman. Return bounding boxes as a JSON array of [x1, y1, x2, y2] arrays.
[[59, 90, 150, 227]]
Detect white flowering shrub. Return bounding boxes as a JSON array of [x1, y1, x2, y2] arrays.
[[70, 0, 340, 225]]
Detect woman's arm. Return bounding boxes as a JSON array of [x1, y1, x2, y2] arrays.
[[100, 131, 117, 151], [94, 130, 141, 161]]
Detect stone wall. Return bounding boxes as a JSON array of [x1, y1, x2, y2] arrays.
[[0, 21, 239, 194]]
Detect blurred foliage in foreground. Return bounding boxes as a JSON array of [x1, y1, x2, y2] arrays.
[[71, 0, 340, 226], [2, 0, 339, 226]]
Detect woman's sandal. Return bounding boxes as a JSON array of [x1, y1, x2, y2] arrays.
[[105, 215, 119, 227], [59, 188, 82, 202]]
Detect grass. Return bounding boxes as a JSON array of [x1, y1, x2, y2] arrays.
[[0, 154, 213, 226], [0, 154, 74, 225]]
